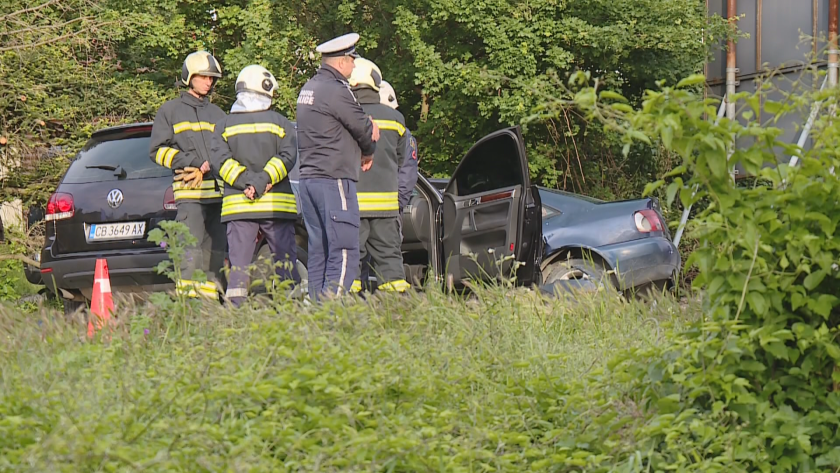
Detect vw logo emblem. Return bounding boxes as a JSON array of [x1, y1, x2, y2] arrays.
[[107, 189, 124, 209]]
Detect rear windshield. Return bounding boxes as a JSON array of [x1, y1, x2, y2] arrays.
[[62, 132, 173, 184]]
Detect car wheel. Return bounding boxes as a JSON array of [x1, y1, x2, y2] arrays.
[[542, 257, 614, 293], [62, 298, 87, 317]]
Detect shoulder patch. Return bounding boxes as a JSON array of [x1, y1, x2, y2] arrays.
[[410, 137, 418, 161]]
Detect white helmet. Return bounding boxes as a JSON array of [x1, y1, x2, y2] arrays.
[[379, 80, 398, 109], [348, 57, 382, 92], [235, 65, 278, 98]]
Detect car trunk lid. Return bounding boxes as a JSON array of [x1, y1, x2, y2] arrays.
[[48, 127, 176, 256]]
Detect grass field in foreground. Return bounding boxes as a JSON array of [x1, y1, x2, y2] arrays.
[[0, 286, 698, 472]]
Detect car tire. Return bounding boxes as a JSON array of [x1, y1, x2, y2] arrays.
[[542, 257, 615, 293], [62, 298, 87, 317], [24, 254, 42, 285]]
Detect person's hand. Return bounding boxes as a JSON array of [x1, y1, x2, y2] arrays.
[[361, 155, 373, 172], [265, 183, 272, 194], [244, 185, 256, 200], [369, 117, 380, 142], [200, 161, 210, 173]]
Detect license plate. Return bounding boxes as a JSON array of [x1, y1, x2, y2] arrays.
[[88, 222, 146, 241]]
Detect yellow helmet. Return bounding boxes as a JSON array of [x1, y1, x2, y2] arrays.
[[348, 57, 382, 92], [181, 51, 223, 87], [235, 65, 278, 97]]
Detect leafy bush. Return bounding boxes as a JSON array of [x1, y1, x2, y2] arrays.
[[554, 70, 840, 470]]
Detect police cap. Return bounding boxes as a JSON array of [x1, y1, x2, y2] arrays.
[[316, 32, 361, 58]]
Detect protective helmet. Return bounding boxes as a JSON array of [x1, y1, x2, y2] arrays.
[[180, 51, 223, 87], [379, 80, 398, 109], [348, 57, 382, 92], [235, 65, 279, 98]]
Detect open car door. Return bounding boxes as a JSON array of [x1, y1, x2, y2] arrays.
[[442, 126, 543, 288]]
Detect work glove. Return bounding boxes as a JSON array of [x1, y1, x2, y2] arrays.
[[174, 166, 204, 189]]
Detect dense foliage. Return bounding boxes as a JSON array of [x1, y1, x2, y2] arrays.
[[0, 0, 724, 207], [551, 71, 840, 470]]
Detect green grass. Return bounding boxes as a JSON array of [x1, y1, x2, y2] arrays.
[[0, 260, 41, 303], [0, 285, 698, 472]]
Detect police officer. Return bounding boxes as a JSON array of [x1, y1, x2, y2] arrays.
[[295, 33, 380, 301], [149, 50, 226, 299], [210, 65, 299, 307], [347, 60, 410, 294]]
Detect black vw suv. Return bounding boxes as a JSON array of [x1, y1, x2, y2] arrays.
[[38, 123, 180, 313]]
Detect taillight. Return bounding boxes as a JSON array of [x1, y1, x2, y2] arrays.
[[163, 186, 176, 210], [45, 192, 74, 221], [634, 209, 664, 233]]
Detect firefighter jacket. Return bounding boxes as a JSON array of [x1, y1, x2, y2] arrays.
[[149, 91, 226, 203], [352, 88, 407, 218], [296, 65, 377, 182], [210, 109, 298, 223]]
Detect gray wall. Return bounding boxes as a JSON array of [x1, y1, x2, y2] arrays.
[[706, 0, 836, 176]]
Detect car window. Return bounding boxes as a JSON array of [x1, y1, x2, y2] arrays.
[[452, 133, 523, 196], [62, 134, 173, 184]]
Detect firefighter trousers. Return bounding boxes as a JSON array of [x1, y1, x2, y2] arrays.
[[354, 216, 408, 293], [175, 202, 225, 298], [225, 218, 298, 306]]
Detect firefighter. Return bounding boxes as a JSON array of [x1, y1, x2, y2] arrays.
[[210, 64, 299, 307], [379, 80, 420, 216], [347, 59, 410, 294], [295, 32, 380, 301], [149, 50, 226, 299], [358, 80, 420, 287]]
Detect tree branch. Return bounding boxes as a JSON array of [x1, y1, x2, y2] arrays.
[[0, 254, 40, 268], [0, 0, 63, 22], [0, 21, 115, 52], [0, 16, 91, 37]]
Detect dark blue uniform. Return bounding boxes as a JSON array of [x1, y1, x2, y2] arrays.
[[296, 64, 376, 300]]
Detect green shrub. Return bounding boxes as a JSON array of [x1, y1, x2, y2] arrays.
[[558, 71, 840, 471]]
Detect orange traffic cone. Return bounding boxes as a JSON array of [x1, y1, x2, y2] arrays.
[[87, 258, 114, 338]]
